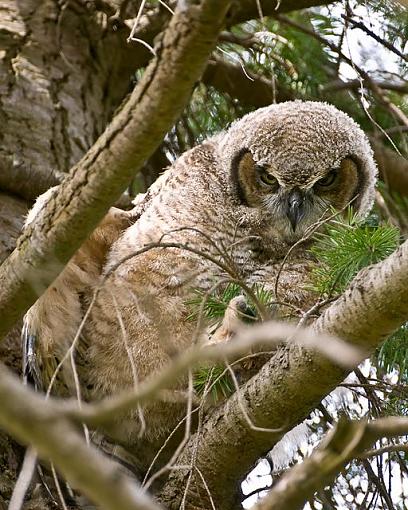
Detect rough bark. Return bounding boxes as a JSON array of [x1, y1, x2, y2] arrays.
[[159, 239, 408, 509], [0, 0, 136, 179]]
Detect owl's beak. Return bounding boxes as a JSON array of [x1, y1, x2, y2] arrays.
[[286, 189, 306, 232]]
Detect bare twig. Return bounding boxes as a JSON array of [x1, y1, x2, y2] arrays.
[[62, 321, 362, 428], [342, 14, 408, 63], [252, 416, 408, 510], [8, 448, 38, 510], [104, 238, 269, 320], [275, 14, 408, 128]]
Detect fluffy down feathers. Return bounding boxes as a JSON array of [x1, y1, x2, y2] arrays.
[[23, 101, 377, 463]]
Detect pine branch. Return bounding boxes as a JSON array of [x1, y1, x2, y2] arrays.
[[309, 211, 400, 295], [159, 238, 408, 510]]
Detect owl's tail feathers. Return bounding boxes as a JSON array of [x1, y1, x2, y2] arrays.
[[22, 318, 43, 391]]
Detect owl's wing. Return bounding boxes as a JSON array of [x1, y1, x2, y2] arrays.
[[22, 188, 133, 393]]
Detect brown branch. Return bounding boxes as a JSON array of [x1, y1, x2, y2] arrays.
[[61, 321, 361, 428], [252, 416, 408, 510], [323, 78, 408, 94], [202, 57, 294, 106], [158, 239, 408, 509], [0, 363, 162, 510], [0, 154, 64, 202], [225, 0, 334, 26], [0, 0, 232, 339], [361, 442, 408, 459]]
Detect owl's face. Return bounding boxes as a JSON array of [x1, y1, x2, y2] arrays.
[[222, 101, 377, 243], [233, 150, 361, 241]]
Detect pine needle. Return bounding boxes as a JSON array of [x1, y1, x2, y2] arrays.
[[186, 282, 274, 323], [193, 365, 234, 403], [377, 324, 408, 382], [309, 209, 400, 296]]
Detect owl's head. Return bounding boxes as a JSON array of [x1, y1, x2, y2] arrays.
[[220, 101, 377, 241]]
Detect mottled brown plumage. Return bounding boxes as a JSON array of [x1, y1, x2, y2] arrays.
[[23, 101, 377, 451]]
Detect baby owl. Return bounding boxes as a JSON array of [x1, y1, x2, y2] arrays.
[[23, 101, 377, 459]]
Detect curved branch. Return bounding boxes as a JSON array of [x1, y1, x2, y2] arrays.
[[62, 321, 361, 428], [225, 0, 333, 26], [0, 155, 63, 202], [202, 58, 294, 106], [253, 416, 408, 510], [0, 0, 232, 339], [159, 239, 408, 510], [0, 363, 161, 510]]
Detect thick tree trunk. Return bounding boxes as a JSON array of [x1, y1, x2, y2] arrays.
[[0, 0, 135, 180], [0, 0, 137, 350]]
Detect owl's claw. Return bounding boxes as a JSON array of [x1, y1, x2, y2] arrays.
[[210, 295, 252, 344], [22, 320, 42, 389]]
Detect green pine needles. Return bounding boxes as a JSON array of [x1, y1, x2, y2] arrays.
[[189, 209, 403, 399], [377, 324, 408, 382], [310, 208, 408, 380], [186, 282, 275, 324], [193, 365, 235, 403], [188, 282, 275, 402], [309, 210, 400, 296]]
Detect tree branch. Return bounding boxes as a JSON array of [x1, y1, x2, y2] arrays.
[[253, 416, 408, 510], [275, 13, 408, 128], [158, 239, 408, 509], [0, 363, 162, 510], [0, 0, 232, 339], [225, 0, 334, 26], [202, 58, 294, 106], [0, 155, 64, 202], [61, 321, 361, 428], [341, 13, 408, 63], [323, 78, 408, 94]]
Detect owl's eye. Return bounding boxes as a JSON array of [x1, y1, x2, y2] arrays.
[[316, 169, 338, 188], [257, 167, 278, 187]]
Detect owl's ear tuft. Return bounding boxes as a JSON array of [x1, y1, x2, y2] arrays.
[[347, 155, 376, 217], [230, 149, 256, 206]]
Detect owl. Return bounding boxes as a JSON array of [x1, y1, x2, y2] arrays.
[[23, 101, 377, 467]]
